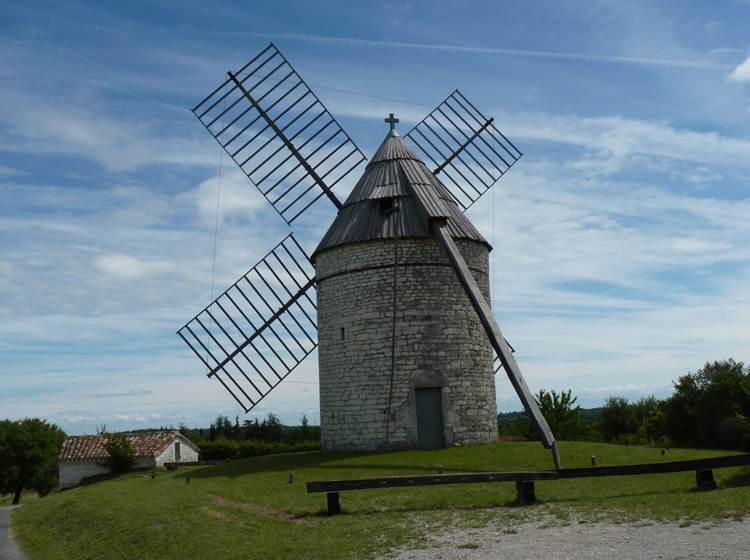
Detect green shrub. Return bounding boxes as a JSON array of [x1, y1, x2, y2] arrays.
[[199, 439, 319, 460]]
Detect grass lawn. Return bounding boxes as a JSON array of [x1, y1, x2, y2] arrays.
[[12, 441, 750, 560], [0, 492, 39, 507]]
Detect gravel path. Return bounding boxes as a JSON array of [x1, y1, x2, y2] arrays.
[[0, 506, 24, 560], [388, 517, 750, 560]]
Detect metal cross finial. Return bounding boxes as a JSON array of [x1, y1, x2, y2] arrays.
[[385, 113, 399, 131]]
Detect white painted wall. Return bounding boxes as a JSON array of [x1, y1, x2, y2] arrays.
[[154, 436, 199, 466], [59, 462, 110, 489], [59, 458, 157, 489]]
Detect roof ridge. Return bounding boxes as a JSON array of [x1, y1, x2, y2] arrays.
[[366, 132, 424, 167]]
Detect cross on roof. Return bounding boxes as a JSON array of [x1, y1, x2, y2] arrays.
[[385, 113, 399, 131]]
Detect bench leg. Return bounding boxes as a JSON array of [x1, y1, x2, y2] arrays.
[[515, 480, 536, 505], [696, 469, 717, 491], [326, 492, 341, 515]]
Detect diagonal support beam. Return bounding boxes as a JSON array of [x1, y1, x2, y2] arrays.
[[432, 221, 561, 470], [398, 166, 559, 467], [227, 71, 343, 211]]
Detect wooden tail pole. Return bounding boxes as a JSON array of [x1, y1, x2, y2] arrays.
[[432, 220, 561, 470]]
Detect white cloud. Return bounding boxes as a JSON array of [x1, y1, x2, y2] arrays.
[[95, 253, 175, 280], [0, 165, 25, 176], [0, 258, 13, 283], [0, 88, 214, 172], [202, 30, 730, 71], [310, 94, 750, 176], [190, 170, 267, 225], [729, 55, 750, 83], [670, 237, 730, 253], [670, 166, 723, 185], [495, 110, 750, 174], [704, 21, 722, 33]]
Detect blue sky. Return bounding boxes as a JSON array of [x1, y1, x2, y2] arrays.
[[1, 1, 749, 434]]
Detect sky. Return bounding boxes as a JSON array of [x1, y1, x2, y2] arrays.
[[1, 0, 749, 435]]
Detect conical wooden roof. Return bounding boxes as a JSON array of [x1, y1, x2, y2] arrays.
[[313, 131, 489, 258]]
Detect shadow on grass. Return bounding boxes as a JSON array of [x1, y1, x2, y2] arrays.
[[722, 467, 750, 489], [65, 467, 162, 490], [175, 450, 492, 480], [304, 496, 528, 518]]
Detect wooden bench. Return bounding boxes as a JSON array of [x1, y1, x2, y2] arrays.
[[306, 453, 750, 514]]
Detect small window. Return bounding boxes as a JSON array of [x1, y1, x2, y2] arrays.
[[175, 441, 181, 461], [339, 327, 346, 341], [379, 197, 395, 213]]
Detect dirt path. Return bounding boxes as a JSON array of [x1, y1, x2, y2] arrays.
[[0, 507, 25, 560], [388, 517, 750, 560]]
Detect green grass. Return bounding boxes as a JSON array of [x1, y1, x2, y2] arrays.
[[12, 442, 750, 560], [1, 492, 39, 507]]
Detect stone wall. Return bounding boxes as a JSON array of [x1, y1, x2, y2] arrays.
[[315, 237, 498, 451]]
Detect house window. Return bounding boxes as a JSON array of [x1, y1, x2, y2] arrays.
[[175, 441, 181, 461], [340, 327, 346, 341]]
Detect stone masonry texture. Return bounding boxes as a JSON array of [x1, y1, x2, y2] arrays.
[[314, 237, 498, 451]]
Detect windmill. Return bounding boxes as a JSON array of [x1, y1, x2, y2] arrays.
[[178, 43, 560, 468]]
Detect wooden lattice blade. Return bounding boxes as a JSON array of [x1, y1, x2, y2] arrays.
[[405, 90, 522, 212], [177, 234, 317, 412], [193, 43, 367, 224]]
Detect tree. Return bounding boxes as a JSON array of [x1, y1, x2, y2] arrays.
[[300, 414, 311, 440], [497, 412, 536, 439], [535, 389, 582, 440], [0, 418, 65, 504], [662, 359, 750, 449], [601, 397, 632, 442], [601, 396, 664, 445], [102, 432, 135, 474]]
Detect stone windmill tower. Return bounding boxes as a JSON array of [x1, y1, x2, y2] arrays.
[[179, 44, 560, 467], [314, 120, 497, 451]]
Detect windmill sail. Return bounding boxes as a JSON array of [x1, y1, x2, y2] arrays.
[[177, 234, 317, 412], [405, 90, 522, 211], [193, 43, 367, 224]]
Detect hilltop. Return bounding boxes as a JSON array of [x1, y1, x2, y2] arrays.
[[11, 441, 750, 560]]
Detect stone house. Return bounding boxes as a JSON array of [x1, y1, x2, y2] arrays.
[[58, 430, 200, 489]]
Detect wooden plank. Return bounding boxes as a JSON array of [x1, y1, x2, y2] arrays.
[[515, 480, 536, 505], [306, 454, 750, 493], [555, 453, 750, 479], [307, 470, 561, 493], [326, 492, 341, 514]]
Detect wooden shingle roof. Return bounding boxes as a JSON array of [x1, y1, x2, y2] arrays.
[[58, 430, 197, 463], [312, 131, 489, 258]]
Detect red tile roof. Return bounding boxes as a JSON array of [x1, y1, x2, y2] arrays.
[[58, 430, 198, 463]]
